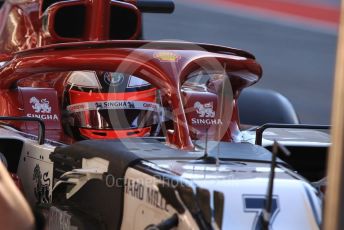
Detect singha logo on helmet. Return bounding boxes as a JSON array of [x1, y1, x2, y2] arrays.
[[194, 101, 215, 118], [30, 97, 52, 113]]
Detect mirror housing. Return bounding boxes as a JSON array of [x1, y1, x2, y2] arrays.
[[41, 0, 141, 44], [41, 1, 86, 43]]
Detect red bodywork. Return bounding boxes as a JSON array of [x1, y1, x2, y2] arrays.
[[0, 0, 262, 150]]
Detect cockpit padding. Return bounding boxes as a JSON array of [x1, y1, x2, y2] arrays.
[[0, 139, 23, 173]]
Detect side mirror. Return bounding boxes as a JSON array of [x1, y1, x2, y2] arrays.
[[41, 0, 141, 44], [109, 1, 141, 40], [41, 1, 86, 43]]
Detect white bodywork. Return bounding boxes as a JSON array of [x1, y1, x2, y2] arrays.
[[121, 168, 199, 230], [0, 125, 324, 229], [120, 162, 321, 230], [0, 127, 57, 206]]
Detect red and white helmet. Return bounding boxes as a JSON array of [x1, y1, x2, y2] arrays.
[[62, 71, 161, 140]]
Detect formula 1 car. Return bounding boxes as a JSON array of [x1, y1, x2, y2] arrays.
[[0, 0, 330, 229]]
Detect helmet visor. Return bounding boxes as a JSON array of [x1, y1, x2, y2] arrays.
[[67, 100, 161, 130]]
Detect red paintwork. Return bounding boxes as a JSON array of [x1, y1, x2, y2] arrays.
[[79, 127, 152, 139], [0, 0, 141, 52], [69, 88, 156, 103], [19, 87, 61, 130], [0, 1, 262, 150]]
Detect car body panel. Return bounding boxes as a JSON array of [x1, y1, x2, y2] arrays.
[[0, 0, 328, 229]]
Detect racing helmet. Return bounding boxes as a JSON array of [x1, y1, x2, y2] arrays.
[[62, 71, 162, 140]]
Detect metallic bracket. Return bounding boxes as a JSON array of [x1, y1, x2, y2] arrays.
[[0, 116, 45, 145]]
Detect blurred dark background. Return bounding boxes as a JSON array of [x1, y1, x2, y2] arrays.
[[143, 0, 340, 124]]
